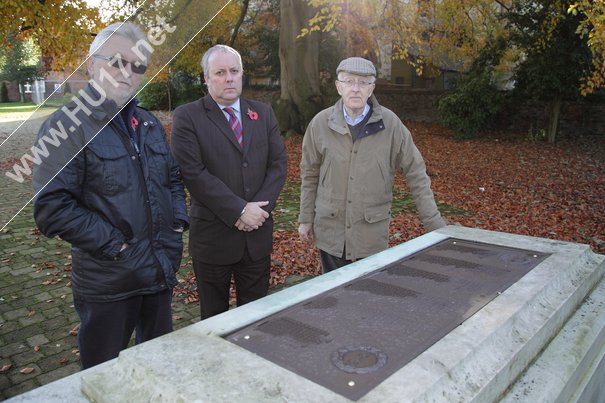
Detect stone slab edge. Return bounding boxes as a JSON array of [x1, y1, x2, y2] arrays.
[[380, 226, 605, 402], [81, 226, 605, 402], [500, 272, 605, 403], [9, 226, 605, 402]]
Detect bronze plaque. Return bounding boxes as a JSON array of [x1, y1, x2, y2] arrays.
[[225, 238, 550, 400]]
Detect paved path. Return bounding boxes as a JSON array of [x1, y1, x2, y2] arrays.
[[0, 113, 201, 400], [0, 202, 202, 400]]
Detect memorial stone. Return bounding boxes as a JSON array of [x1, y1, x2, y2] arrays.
[[7, 226, 605, 403]]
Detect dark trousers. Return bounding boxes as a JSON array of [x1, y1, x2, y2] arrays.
[[73, 289, 172, 369], [320, 249, 353, 273], [193, 249, 270, 320]]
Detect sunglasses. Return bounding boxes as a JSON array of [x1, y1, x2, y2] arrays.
[[92, 54, 147, 75]]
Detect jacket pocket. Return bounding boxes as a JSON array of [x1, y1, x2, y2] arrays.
[[87, 143, 131, 195], [146, 140, 171, 186], [364, 203, 391, 223], [315, 202, 339, 219], [314, 202, 341, 251]]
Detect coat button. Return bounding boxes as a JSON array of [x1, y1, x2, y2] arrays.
[[243, 162, 248, 167]]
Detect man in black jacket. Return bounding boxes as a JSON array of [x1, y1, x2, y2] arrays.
[[32, 22, 188, 369]]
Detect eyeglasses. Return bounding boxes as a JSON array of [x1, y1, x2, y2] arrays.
[[92, 54, 147, 75], [337, 79, 375, 88]]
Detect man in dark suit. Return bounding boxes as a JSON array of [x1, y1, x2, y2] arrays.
[[170, 44, 287, 319]]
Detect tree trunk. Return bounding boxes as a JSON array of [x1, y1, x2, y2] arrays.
[[274, 0, 323, 135], [18, 83, 25, 103], [229, 0, 249, 47], [547, 94, 562, 143]]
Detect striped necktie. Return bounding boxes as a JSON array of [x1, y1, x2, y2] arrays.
[[223, 107, 243, 147]]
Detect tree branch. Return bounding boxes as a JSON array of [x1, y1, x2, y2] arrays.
[[229, 0, 250, 47]]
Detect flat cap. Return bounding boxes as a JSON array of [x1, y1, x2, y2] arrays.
[[336, 57, 376, 77]]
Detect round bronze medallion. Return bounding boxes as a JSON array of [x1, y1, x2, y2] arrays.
[[331, 345, 387, 374]]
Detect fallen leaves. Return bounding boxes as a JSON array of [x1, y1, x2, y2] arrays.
[[173, 122, 605, 304], [406, 122, 605, 254], [69, 324, 80, 336], [19, 367, 35, 374]]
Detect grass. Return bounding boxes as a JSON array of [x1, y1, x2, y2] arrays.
[[273, 180, 469, 232], [0, 102, 56, 114]]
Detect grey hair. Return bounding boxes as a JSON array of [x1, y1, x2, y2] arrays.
[[89, 22, 151, 61], [201, 44, 243, 77]]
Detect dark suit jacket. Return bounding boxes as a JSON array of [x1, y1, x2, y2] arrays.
[[170, 95, 287, 264]]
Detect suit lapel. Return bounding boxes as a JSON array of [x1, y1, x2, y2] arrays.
[[203, 96, 243, 152]]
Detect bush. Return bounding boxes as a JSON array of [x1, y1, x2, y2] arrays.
[[437, 71, 503, 139], [138, 79, 176, 110], [170, 71, 203, 106], [0, 82, 8, 102]]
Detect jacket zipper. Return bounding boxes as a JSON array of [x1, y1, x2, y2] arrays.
[[110, 121, 156, 247]]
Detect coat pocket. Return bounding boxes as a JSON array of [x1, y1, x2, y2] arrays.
[[146, 140, 171, 186], [315, 202, 339, 219], [364, 203, 391, 223], [87, 143, 131, 195], [314, 202, 341, 252]]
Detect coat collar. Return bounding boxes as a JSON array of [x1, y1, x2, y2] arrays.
[[328, 94, 384, 135], [202, 95, 249, 153], [64, 84, 149, 144]]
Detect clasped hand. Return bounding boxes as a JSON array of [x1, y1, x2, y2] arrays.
[[235, 201, 269, 232]]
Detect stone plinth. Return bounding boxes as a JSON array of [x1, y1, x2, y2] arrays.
[[7, 226, 605, 402]]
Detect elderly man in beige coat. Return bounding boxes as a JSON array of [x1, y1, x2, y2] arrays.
[[298, 56, 447, 273]]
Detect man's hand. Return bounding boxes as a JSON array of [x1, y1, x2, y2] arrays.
[[239, 201, 270, 230], [235, 218, 253, 232], [298, 223, 314, 243]]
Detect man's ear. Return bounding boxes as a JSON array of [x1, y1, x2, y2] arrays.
[[367, 82, 375, 97], [335, 81, 343, 96]]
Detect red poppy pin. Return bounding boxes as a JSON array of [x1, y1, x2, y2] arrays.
[[247, 108, 258, 121], [130, 116, 138, 129]]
